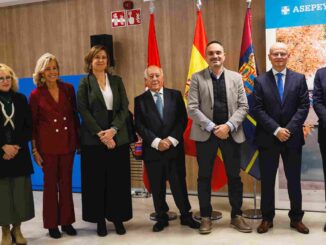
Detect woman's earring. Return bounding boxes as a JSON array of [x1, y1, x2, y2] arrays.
[[40, 77, 46, 83]]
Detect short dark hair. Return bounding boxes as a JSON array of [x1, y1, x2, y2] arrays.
[[84, 45, 110, 73], [205, 40, 224, 53]]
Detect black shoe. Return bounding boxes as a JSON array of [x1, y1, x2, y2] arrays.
[[180, 215, 200, 229], [49, 228, 61, 239], [97, 220, 108, 237], [324, 223, 326, 232], [152, 220, 169, 232], [61, 224, 77, 236], [113, 222, 126, 235]]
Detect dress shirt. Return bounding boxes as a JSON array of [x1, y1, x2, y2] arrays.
[[272, 68, 287, 136], [100, 74, 113, 110], [149, 88, 179, 150]]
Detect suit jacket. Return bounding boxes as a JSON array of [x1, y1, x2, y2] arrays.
[[188, 67, 248, 143], [77, 74, 130, 146], [313, 67, 326, 143], [29, 81, 79, 154], [134, 88, 187, 161], [253, 68, 309, 149], [0, 92, 33, 178]]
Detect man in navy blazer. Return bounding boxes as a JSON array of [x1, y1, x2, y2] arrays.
[[134, 65, 199, 232], [253, 42, 310, 234], [313, 66, 326, 232]]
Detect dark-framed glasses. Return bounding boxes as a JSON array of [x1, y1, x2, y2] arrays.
[[0, 76, 12, 83]]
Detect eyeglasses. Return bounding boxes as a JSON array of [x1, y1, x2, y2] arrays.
[[271, 52, 288, 58], [0, 76, 12, 83]]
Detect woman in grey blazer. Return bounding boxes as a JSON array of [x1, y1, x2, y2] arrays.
[[77, 45, 132, 237]]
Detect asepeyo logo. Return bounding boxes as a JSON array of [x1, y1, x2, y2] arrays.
[[281, 6, 291, 15]]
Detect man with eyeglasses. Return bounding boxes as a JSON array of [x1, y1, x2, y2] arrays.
[[313, 66, 326, 232], [253, 42, 310, 234]]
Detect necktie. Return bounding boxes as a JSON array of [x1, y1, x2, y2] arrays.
[[276, 73, 284, 101], [154, 92, 163, 119]]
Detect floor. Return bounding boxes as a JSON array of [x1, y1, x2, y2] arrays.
[[2, 191, 326, 245]]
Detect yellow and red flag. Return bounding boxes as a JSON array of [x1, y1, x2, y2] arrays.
[[183, 10, 227, 191]]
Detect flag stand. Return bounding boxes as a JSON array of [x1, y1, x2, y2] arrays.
[[242, 178, 262, 219], [194, 210, 222, 221], [150, 211, 178, 221]]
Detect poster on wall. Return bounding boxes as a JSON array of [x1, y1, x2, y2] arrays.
[[111, 10, 126, 28], [265, 0, 326, 211], [126, 9, 141, 26]]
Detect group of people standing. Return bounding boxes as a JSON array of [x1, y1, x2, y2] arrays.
[[0, 40, 326, 245]]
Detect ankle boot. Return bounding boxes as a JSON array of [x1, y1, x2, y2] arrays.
[[11, 223, 27, 245], [1, 225, 12, 245]]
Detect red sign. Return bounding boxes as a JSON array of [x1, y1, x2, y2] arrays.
[[126, 9, 141, 26], [111, 11, 126, 28]]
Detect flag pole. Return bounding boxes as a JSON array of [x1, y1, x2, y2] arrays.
[[241, 0, 262, 219]]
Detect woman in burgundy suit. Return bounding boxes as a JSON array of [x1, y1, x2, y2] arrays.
[[29, 53, 79, 239]]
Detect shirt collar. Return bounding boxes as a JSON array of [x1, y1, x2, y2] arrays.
[[209, 67, 224, 80], [272, 68, 287, 77], [150, 87, 164, 96]]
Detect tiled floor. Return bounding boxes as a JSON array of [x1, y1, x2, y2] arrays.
[[2, 191, 326, 245]]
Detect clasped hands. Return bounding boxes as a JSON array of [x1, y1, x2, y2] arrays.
[[2, 144, 20, 160], [158, 138, 173, 152], [212, 124, 230, 140], [276, 128, 291, 142], [98, 128, 117, 149]]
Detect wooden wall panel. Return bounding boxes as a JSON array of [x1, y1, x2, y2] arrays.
[[0, 0, 265, 194]]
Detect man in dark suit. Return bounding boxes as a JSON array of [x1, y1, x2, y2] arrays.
[[313, 67, 326, 232], [134, 65, 199, 232], [188, 41, 251, 234], [253, 42, 310, 234]]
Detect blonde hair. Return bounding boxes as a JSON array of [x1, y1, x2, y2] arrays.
[[0, 63, 19, 92], [33, 53, 60, 86]]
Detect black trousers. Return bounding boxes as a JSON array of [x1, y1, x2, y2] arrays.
[[320, 141, 326, 201], [81, 144, 132, 223], [196, 135, 243, 218], [259, 145, 304, 222], [144, 153, 191, 222]]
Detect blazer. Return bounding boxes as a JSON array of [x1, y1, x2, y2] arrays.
[[135, 88, 187, 161], [29, 81, 79, 154], [313, 67, 326, 143], [188, 67, 249, 143], [77, 74, 129, 146], [0, 92, 33, 178], [253, 68, 309, 149]]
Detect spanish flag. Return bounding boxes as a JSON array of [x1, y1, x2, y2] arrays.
[[183, 10, 227, 191]]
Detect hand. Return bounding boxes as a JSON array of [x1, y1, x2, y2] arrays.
[[213, 124, 230, 140], [3, 153, 13, 160], [2, 144, 20, 158], [106, 139, 116, 149], [163, 138, 173, 147], [276, 128, 291, 142], [33, 151, 43, 168], [158, 140, 170, 151], [98, 128, 116, 144]]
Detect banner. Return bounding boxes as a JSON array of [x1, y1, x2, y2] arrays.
[[265, 0, 326, 211]]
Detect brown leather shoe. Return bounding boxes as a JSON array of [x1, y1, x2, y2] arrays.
[[231, 215, 252, 233], [199, 217, 212, 234], [290, 221, 309, 234], [257, 220, 273, 234]]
